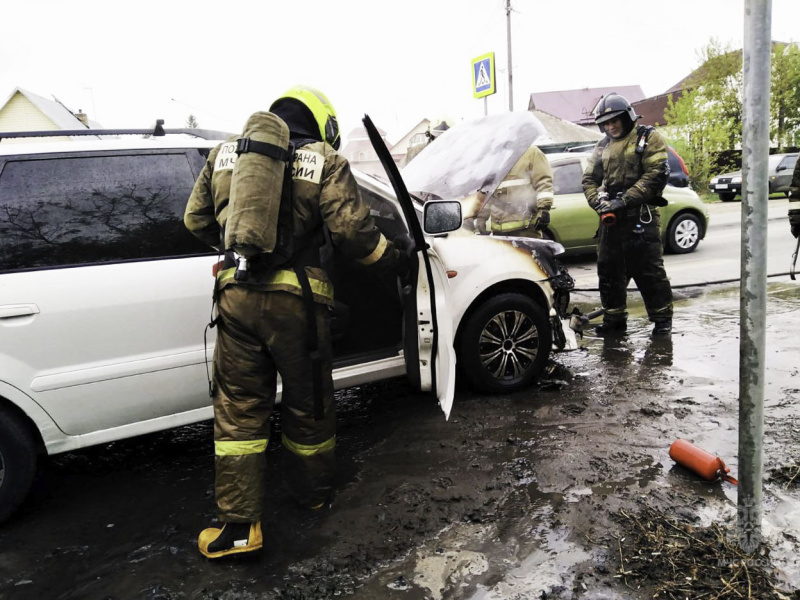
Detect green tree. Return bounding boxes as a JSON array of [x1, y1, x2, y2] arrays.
[[771, 42, 800, 150], [186, 114, 199, 129], [664, 39, 800, 189], [665, 87, 732, 189], [664, 40, 743, 189]]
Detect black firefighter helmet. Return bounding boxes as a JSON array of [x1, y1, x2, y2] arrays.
[[594, 92, 639, 134]]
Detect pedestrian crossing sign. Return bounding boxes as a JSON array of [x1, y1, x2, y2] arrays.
[[472, 52, 496, 99]]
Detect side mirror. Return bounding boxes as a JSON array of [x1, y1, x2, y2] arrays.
[[423, 200, 462, 235], [776, 165, 787, 172]]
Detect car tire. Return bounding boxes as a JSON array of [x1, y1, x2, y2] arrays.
[[666, 213, 702, 254], [719, 192, 736, 202], [0, 405, 38, 524], [458, 293, 551, 393]]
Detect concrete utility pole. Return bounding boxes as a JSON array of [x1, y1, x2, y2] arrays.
[[738, 0, 771, 555], [506, 0, 513, 111]]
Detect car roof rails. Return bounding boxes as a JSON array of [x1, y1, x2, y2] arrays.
[[0, 119, 233, 142]]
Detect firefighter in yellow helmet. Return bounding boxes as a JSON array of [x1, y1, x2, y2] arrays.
[[185, 85, 408, 559], [473, 144, 554, 238]]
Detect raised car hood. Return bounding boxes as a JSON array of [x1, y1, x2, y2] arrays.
[[401, 111, 551, 203]]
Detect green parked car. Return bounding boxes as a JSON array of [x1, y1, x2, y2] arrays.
[[546, 152, 709, 255]]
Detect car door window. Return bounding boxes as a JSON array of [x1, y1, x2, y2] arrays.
[[778, 155, 797, 171], [330, 185, 405, 360], [552, 162, 584, 195], [0, 152, 212, 272]]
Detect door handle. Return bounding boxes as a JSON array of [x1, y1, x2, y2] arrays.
[[0, 304, 40, 319]]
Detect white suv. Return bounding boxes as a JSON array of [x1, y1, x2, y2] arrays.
[[0, 116, 575, 523]]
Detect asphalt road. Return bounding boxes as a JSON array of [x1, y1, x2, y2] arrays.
[[565, 198, 797, 290], [1, 197, 798, 600]]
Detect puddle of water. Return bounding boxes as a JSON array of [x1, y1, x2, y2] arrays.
[[466, 527, 591, 600], [413, 550, 490, 600], [592, 459, 662, 495]]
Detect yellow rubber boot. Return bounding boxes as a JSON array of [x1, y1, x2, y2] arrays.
[[198, 521, 263, 559]]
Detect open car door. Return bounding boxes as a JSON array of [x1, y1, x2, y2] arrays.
[[363, 115, 457, 420]]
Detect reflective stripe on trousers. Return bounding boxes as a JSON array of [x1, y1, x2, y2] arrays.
[[212, 287, 336, 521]]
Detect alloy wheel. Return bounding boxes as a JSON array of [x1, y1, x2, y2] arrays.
[[478, 309, 540, 381]]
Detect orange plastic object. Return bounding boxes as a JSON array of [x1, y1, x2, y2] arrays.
[[669, 439, 738, 484], [212, 260, 224, 277]]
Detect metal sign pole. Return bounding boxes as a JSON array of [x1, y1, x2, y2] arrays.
[[506, 0, 513, 111], [738, 0, 772, 555]]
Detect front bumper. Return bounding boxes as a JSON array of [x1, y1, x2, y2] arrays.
[[710, 181, 741, 195]]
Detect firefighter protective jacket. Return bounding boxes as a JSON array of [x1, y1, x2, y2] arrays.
[[478, 144, 554, 233], [582, 124, 669, 214], [185, 139, 398, 306]]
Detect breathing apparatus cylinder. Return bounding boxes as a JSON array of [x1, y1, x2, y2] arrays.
[[226, 112, 291, 259]]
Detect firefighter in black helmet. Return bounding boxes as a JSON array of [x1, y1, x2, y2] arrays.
[[582, 92, 674, 336], [185, 85, 409, 559]]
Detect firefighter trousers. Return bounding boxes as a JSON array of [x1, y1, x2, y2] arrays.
[[596, 215, 673, 323], [212, 286, 335, 522]]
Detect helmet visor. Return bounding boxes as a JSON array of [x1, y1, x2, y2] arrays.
[[595, 109, 626, 125]]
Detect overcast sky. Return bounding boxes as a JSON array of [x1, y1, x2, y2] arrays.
[[2, 0, 798, 145]]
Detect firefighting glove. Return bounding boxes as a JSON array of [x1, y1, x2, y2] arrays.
[[392, 235, 415, 279], [533, 210, 550, 231], [607, 197, 626, 213], [395, 249, 412, 279], [393, 234, 414, 253], [789, 208, 800, 238], [598, 193, 626, 213]]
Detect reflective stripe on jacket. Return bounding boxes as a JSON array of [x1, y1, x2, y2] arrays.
[[217, 266, 335, 305], [480, 144, 554, 231]]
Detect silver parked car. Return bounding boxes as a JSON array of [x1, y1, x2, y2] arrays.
[[709, 153, 798, 202]]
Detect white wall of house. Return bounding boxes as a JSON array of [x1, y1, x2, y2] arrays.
[[0, 93, 61, 135], [390, 119, 430, 156]]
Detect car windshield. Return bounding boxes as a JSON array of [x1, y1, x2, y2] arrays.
[[400, 112, 550, 216], [768, 155, 784, 170]]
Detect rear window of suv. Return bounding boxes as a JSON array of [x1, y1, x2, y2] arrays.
[[0, 151, 212, 272]]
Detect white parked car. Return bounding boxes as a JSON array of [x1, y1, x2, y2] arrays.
[[0, 114, 574, 522]]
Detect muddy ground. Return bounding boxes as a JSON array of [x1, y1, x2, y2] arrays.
[[1, 280, 799, 600]]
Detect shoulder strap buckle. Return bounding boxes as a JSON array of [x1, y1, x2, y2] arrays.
[[635, 125, 654, 154]]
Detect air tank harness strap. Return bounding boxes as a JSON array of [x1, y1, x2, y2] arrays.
[[235, 137, 293, 162], [204, 229, 227, 398], [294, 266, 324, 421]]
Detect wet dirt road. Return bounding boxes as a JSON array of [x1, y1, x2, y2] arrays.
[[1, 279, 799, 599]]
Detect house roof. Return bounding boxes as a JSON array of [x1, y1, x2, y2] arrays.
[[528, 85, 646, 125], [346, 124, 387, 141], [1, 87, 97, 130], [631, 93, 682, 127]]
